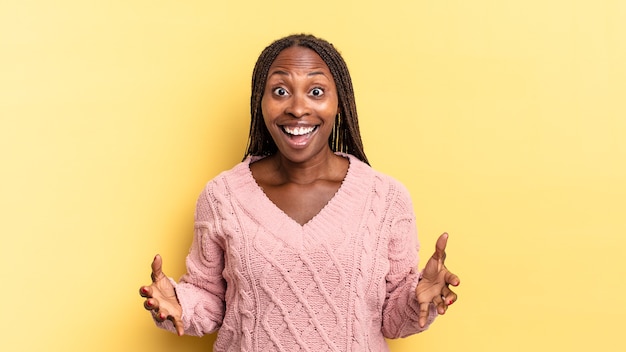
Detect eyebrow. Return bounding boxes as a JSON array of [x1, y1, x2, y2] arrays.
[[307, 71, 327, 77], [268, 70, 329, 78]]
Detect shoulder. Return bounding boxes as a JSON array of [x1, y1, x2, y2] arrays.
[[344, 153, 412, 199], [193, 158, 261, 222], [197, 158, 256, 205], [206, 158, 255, 188]]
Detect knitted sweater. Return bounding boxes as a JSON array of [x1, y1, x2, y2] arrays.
[[161, 153, 437, 351]]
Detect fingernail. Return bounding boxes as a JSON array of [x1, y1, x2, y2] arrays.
[[448, 300, 454, 305], [146, 300, 152, 307], [141, 287, 148, 294]]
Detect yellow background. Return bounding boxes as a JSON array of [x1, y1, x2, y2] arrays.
[[1, 1, 625, 351]]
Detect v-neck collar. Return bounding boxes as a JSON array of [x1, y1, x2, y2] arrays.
[[227, 153, 372, 250]]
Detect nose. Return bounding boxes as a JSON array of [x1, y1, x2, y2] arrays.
[[284, 93, 310, 118]]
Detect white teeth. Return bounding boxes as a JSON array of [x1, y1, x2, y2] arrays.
[[283, 126, 316, 136]]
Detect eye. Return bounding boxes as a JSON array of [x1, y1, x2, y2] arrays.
[[310, 87, 324, 97], [272, 87, 289, 96]]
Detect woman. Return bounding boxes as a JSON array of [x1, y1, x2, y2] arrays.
[[140, 34, 460, 351]]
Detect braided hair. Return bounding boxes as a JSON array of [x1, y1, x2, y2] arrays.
[[244, 34, 369, 165]]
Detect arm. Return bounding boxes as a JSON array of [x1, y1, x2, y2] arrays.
[[380, 192, 438, 338], [140, 185, 227, 336], [415, 233, 460, 327], [380, 183, 462, 338]]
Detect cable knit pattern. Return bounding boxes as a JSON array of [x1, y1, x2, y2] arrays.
[[158, 153, 437, 351]]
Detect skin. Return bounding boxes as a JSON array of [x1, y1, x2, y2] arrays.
[[250, 46, 348, 226], [139, 45, 460, 335], [415, 233, 460, 327]]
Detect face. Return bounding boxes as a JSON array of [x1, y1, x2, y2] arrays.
[[261, 46, 339, 164]]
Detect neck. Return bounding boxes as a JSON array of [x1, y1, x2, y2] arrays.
[[271, 150, 343, 185]]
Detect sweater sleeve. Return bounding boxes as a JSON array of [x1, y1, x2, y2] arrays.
[[381, 182, 437, 339], [156, 184, 227, 336]]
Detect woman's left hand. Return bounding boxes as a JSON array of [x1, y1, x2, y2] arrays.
[[415, 232, 460, 327]]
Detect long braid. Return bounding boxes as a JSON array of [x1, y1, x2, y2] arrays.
[[244, 34, 369, 165]]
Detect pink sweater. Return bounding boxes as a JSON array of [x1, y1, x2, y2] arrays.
[[161, 154, 437, 351]]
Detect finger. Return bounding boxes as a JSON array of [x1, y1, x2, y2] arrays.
[[432, 293, 446, 315], [139, 286, 152, 298], [155, 309, 185, 336], [151, 254, 164, 282], [432, 233, 449, 262], [144, 298, 160, 311], [441, 285, 458, 306], [154, 310, 166, 322], [169, 315, 185, 336], [444, 269, 460, 287], [418, 302, 430, 328]]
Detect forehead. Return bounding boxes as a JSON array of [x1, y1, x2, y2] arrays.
[[268, 46, 332, 73]]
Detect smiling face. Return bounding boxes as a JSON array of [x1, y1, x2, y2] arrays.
[[261, 46, 339, 164]]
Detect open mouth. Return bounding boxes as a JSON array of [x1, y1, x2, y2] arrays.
[[280, 125, 319, 146], [282, 125, 318, 136]]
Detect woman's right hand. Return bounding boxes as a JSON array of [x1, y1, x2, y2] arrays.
[[139, 254, 184, 336]]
